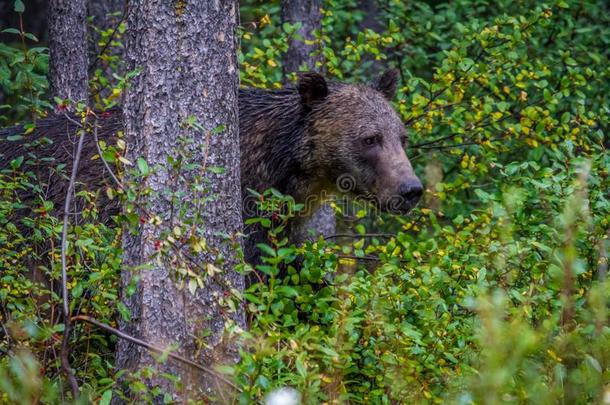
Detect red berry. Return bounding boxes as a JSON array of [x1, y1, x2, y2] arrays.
[[55, 103, 68, 113]]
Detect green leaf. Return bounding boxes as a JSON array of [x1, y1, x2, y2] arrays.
[[207, 166, 225, 174], [585, 355, 602, 373], [211, 124, 225, 134], [497, 102, 510, 112], [100, 390, 112, 405], [296, 354, 307, 378], [10, 156, 24, 170], [256, 243, 276, 257], [137, 157, 149, 175], [1, 28, 20, 35], [276, 286, 299, 297], [23, 32, 38, 42], [458, 58, 475, 71], [565, 57, 577, 66], [188, 278, 197, 295], [474, 188, 493, 202], [444, 352, 459, 364], [72, 283, 83, 299], [14, 1, 25, 13], [117, 302, 131, 321]]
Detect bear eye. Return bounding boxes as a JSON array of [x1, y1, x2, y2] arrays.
[[363, 135, 380, 146]]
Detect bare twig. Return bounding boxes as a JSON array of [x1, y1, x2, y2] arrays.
[[324, 233, 395, 240], [60, 114, 88, 398], [71, 315, 240, 392], [339, 254, 409, 264], [62, 112, 86, 129], [92, 118, 125, 189], [411, 133, 461, 149], [598, 233, 609, 281]]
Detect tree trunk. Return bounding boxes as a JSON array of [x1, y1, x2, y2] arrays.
[[358, 0, 383, 33], [116, 1, 243, 402], [281, 0, 335, 240], [48, 0, 88, 103], [87, 0, 124, 35], [86, 0, 125, 69], [281, 0, 322, 75]]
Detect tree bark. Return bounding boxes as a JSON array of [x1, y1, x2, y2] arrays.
[[281, 0, 323, 75], [48, 0, 88, 103], [116, 0, 243, 402], [281, 0, 335, 240]]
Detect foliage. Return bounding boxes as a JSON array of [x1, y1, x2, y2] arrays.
[[0, 3, 125, 403], [0, 0, 609, 404], [236, 0, 610, 403], [0, 2, 49, 125]]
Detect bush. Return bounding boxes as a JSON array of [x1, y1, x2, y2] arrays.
[[0, 0, 608, 404]]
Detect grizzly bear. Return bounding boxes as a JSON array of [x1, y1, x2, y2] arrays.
[[0, 70, 422, 265]]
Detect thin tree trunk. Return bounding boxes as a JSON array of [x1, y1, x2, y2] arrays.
[[48, 0, 88, 104], [358, 0, 383, 33], [116, 0, 243, 402], [281, 0, 335, 240], [87, 0, 124, 40], [281, 0, 323, 75], [358, 0, 384, 74], [86, 0, 125, 69]]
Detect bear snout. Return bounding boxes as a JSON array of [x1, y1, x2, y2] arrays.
[[398, 178, 423, 206]]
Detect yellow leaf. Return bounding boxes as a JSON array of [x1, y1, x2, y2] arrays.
[[118, 156, 133, 166], [207, 263, 221, 276], [520, 90, 528, 101], [260, 14, 271, 27]]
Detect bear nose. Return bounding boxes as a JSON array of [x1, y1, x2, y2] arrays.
[[399, 179, 423, 203]]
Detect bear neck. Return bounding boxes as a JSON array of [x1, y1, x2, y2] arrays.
[[239, 88, 324, 206]]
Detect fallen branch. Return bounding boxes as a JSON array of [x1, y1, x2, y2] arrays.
[[60, 113, 89, 398], [70, 315, 240, 392], [92, 118, 125, 189], [324, 233, 395, 240], [339, 254, 409, 264]]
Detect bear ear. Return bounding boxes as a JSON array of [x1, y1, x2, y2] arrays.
[[375, 68, 399, 100], [297, 72, 328, 108]]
